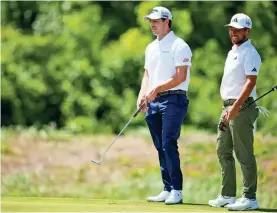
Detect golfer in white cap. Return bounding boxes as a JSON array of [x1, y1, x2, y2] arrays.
[[208, 13, 261, 211], [137, 6, 192, 205]]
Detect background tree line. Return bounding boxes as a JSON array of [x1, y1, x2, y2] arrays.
[[1, 1, 277, 135]]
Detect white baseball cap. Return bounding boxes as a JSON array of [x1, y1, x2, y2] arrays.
[[225, 13, 252, 29], [144, 6, 172, 21]]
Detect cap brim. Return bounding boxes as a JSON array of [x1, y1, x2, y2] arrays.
[[224, 23, 244, 29], [144, 14, 162, 20]]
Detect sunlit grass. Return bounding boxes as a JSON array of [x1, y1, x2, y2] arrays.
[[2, 197, 231, 212]]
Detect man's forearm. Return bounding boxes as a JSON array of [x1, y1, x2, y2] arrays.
[[138, 75, 149, 98], [157, 69, 187, 92], [233, 78, 256, 108]]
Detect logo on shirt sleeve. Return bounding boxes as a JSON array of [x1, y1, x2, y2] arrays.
[[183, 58, 189, 62], [251, 67, 257, 72]]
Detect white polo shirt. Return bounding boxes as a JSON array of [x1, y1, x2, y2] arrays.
[[220, 40, 261, 100], [144, 31, 192, 94]]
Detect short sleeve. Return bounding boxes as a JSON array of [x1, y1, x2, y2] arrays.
[[173, 43, 192, 67], [244, 50, 261, 76]]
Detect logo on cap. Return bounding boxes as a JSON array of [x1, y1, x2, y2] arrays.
[[232, 18, 238, 23], [251, 67, 257, 72]]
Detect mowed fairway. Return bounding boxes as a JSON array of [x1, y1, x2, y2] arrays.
[[1, 197, 231, 212]]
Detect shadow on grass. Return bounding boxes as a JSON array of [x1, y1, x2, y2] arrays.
[[257, 208, 277, 212], [183, 204, 277, 212], [182, 202, 209, 207]]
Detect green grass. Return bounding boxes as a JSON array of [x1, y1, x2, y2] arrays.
[[3, 197, 277, 212], [0, 197, 229, 212]]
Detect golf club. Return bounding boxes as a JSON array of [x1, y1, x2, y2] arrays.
[[91, 102, 146, 165], [218, 85, 277, 131]]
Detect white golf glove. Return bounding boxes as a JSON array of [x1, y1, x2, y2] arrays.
[[256, 105, 269, 117]]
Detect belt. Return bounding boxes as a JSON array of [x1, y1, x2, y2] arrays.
[[223, 97, 254, 107], [157, 89, 187, 98]]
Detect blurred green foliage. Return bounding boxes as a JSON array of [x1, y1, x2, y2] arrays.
[[1, 1, 277, 135]]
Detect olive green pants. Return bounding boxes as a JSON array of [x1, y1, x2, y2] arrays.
[[216, 100, 259, 199]]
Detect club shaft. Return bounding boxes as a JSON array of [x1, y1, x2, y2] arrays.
[[99, 117, 135, 161], [218, 85, 276, 131], [239, 86, 276, 112], [99, 103, 145, 162]]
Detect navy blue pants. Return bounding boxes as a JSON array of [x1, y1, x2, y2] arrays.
[[145, 94, 188, 191]]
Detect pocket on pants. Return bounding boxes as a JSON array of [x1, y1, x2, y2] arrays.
[[249, 106, 259, 124]]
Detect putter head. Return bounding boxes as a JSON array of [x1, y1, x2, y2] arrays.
[[91, 159, 102, 165]]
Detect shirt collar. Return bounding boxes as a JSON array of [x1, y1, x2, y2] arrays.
[[232, 39, 251, 51], [158, 31, 174, 45]]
